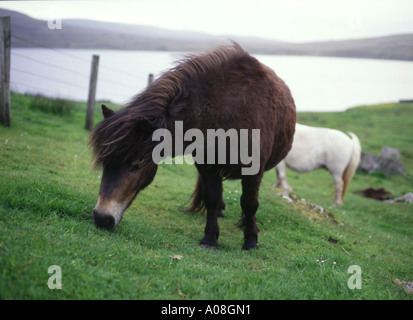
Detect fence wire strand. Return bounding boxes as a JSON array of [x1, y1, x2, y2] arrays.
[[11, 35, 147, 100]]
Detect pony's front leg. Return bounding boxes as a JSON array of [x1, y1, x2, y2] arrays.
[[199, 169, 222, 249], [240, 173, 263, 250]]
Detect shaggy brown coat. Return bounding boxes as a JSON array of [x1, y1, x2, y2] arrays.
[[89, 43, 296, 250]]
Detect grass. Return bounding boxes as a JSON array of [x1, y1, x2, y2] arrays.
[[0, 92, 412, 300], [28, 94, 79, 116]]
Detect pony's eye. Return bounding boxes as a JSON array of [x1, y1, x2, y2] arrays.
[[130, 164, 140, 172]]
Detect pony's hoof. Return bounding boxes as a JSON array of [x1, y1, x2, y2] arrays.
[[217, 209, 224, 219], [200, 236, 218, 250], [200, 243, 217, 250], [242, 243, 259, 250]]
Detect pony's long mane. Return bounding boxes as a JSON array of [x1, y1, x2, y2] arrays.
[[89, 43, 247, 168]]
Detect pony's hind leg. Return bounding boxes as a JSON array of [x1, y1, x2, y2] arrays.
[[240, 173, 263, 250], [274, 161, 292, 192], [197, 166, 222, 249], [331, 172, 344, 206]]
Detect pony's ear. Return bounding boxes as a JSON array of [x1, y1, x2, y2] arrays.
[[102, 104, 114, 119]]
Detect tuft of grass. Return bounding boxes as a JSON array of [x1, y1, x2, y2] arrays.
[[28, 94, 79, 116], [0, 93, 412, 300]]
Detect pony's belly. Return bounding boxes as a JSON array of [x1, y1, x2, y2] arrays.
[[288, 165, 316, 173], [286, 159, 322, 173]]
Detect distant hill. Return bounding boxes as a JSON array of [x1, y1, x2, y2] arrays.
[[3, 8, 413, 61]]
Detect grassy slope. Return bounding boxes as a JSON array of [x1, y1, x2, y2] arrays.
[[0, 93, 412, 299]]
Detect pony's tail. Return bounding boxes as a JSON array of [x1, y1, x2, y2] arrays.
[[342, 132, 362, 199], [186, 174, 205, 213]]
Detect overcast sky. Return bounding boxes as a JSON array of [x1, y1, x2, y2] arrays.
[[1, 0, 413, 42]]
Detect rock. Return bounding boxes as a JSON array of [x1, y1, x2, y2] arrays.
[[312, 204, 325, 214], [358, 147, 405, 175], [378, 157, 405, 175], [381, 146, 400, 160], [358, 152, 381, 173], [393, 279, 413, 294], [281, 191, 294, 203], [384, 192, 413, 204], [396, 192, 413, 203], [275, 191, 340, 223]]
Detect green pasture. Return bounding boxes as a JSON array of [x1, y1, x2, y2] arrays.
[[0, 93, 412, 299]]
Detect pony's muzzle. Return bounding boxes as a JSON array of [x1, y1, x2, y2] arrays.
[[93, 209, 116, 230], [93, 197, 126, 230]]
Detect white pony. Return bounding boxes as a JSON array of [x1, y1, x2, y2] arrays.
[[274, 123, 362, 205]]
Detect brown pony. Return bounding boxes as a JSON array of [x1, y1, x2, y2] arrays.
[[89, 43, 296, 250]]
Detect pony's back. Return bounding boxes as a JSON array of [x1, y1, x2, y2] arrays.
[[285, 124, 354, 173], [164, 43, 296, 176], [277, 123, 362, 205]]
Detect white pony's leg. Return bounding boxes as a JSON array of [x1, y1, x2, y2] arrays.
[[331, 172, 344, 206], [274, 161, 293, 192]]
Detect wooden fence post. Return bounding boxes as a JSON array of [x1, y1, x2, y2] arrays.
[[147, 73, 154, 87], [85, 54, 99, 130], [0, 16, 11, 127]]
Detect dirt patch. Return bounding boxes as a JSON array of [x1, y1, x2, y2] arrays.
[[357, 187, 413, 203], [358, 187, 392, 201]]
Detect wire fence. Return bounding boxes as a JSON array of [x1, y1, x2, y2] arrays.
[[10, 34, 152, 103]]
